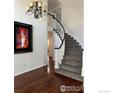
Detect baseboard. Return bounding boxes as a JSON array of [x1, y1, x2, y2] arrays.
[[14, 64, 48, 76]]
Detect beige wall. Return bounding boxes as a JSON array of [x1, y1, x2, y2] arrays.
[[61, 0, 84, 48]]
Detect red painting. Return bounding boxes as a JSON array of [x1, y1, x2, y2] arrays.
[[16, 27, 29, 49], [14, 21, 32, 54]]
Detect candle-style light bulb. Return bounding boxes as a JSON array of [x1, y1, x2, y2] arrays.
[[27, 6, 29, 10], [34, 0, 38, 2], [38, 2, 42, 7], [29, 2, 33, 6]]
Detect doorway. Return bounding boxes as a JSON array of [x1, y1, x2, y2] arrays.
[[48, 31, 54, 58]]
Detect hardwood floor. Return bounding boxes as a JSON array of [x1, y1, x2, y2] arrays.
[[14, 57, 83, 93]]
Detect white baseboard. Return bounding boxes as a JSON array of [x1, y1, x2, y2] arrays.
[[14, 64, 48, 76]]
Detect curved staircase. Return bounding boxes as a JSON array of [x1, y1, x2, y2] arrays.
[[26, 8, 83, 82], [55, 33, 83, 82], [46, 12, 83, 82]]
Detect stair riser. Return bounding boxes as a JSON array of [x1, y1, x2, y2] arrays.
[[63, 62, 82, 67], [65, 54, 82, 57], [63, 64, 82, 67], [65, 45, 81, 47], [65, 41, 77, 44], [63, 58, 82, 62], [65, 39, 76, 41], [65, 36, 74, 40], [61, 65, 81, 74], [64, 54, 82, 57], [65, 49, 82, 52], [65, 51, 82, 54], [65, 50, 82, 53], [65, 39, 75, 41], [65, 46, 82, 48], [65, 42, 79, 45], [65, 34, 71, 37], [65, 35, 71, 37], [63, 56, 82, 60], [62, 59, 82, 63], [55, 70, 83, 82], [66, 45, 82, 48]]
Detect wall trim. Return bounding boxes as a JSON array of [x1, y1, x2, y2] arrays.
[[14, 64, 48, 76]]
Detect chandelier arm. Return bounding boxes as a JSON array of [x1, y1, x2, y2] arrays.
[[26, 0, 65, 49]]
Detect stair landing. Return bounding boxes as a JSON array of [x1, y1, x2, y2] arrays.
[[55, 69, 83, 82]]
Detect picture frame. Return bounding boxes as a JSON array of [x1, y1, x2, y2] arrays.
[[14, 21, 33, 54]]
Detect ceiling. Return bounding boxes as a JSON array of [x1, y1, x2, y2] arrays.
[[48, 0, 62, 11], [48, 0, 83, 28]]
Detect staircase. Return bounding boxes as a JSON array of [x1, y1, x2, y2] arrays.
[[55, 33, 83, 82], [26, 6, 83, 82], [46, 12, 83, 82]]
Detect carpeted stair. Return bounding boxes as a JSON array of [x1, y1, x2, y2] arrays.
[[55, 33, 83, 82]]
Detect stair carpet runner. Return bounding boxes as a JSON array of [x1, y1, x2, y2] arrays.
[[55, 33, 83, 81]]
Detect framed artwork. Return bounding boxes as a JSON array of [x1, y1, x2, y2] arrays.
[[14, 21, 33, 54]]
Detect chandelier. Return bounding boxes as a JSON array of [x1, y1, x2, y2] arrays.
[[26, 0, 46, 19]]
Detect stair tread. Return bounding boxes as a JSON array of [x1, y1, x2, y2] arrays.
[[65, 46, 82, 51], [55, 69, 83, 82], [65, 41, 79, 44], [61, 64, 81, 74], [63, 61, 82, 67], [65, 46, 81, 48], [63, 59, 82, 62], [65, 40, 76, 42], [64, 56, 82, 60], [65, 51, 82, 53], [65, 50, 82, 52], [64, 56, 82, 59], [65, 52, 82, 54], [65, 44, 79, 46], [64, 54, 82, 57], [65, 45, 82, 48]]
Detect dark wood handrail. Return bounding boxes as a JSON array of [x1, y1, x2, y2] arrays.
[[46, 11, 65, 49]]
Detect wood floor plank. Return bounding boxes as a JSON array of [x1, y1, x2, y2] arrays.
[[14, 57, 83, 93]]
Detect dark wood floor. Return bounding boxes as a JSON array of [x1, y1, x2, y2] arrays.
[[14, 57, 83, 93]]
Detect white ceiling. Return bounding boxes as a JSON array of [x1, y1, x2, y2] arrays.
[[58, 0, 83, 18], [48, 0, 83, 28], [48, 0, 62, 11]]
